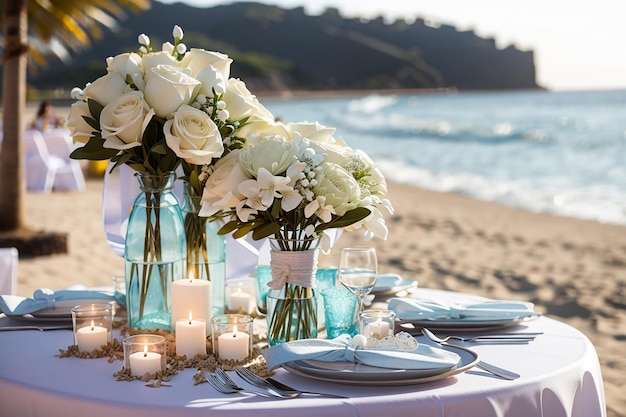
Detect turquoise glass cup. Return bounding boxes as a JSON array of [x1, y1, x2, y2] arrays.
[[320, 287, 358, 338]]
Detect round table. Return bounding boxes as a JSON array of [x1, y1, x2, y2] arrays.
[[0, 289, 606, 417]]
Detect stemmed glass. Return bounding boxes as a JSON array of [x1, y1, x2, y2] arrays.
[[338, 247, 378, 317]]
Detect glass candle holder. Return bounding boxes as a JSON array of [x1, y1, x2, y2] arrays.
[[320, 287, 357, 339], [71, 303, 113, 352], [123, 334, 167, 377], [225, 278, 256, 315], [359, 309, 396, 339], [211, 314, 253, 361]]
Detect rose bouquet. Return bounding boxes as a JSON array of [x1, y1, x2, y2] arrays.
[[67, 25, 274, 328], [200, 121, 393, 343]]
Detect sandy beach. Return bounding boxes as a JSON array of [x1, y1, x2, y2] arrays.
[[11, 174, 625, 416]]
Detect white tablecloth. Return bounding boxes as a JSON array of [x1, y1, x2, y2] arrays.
[[0, 289, 606, 417]]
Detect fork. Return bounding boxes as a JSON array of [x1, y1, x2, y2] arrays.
[[236, 367, 347, 399], [433, 332, 542, 343], [204, 370, 275, 398]]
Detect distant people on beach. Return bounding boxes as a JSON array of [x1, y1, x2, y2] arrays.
[[31, 100, 61, 131]]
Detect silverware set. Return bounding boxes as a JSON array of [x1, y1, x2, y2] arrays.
[[204, 368, 346, 399]]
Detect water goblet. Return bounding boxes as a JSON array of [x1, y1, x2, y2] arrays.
[[338, 247, 377, 318]]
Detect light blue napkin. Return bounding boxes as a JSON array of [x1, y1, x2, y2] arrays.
[[263, 334, 459, 371], [388, 298, 538, 321], [0, 288, 115, 317]]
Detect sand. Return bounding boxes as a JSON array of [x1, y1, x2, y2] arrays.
[[11, 176, 625, 416]]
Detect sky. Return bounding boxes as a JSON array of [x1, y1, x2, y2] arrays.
[[157, 0, 626, 91]]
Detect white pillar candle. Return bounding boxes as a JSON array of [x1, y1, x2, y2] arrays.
[[175, 312, 207, 358], [171, 277, 212, 332], [228, 287, 254, 314], [129, 345, 162, 377], [366, 318, 390, 339], [76, 320, 108, 352], [217, 325, 250, 361]]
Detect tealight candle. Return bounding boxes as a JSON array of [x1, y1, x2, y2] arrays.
[[123, 334, 166, 378], [366, 318, 390, 339], [228, 287, 254, 314], [175, 311, 207, 358], [71, 304, 113, 352], [211, 314, 253, 362], [217, 324, 250, 361], [76, 320, 108, 352], [171, 275, 212, 332], [359, 309, 395, 340], [129, 345, 162, 377]]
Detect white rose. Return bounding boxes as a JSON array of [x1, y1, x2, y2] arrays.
[[239, 136, 298, 176], [194, 65, 226, 96], [164, 104, 224, 165], [144, 64, 201, 118], [82, 72, 128, 107], [199, 150, 249, 216], [287, 122, 336, 142], [313, 162, 361, 216], [67, 100, 94, 144], [307, 136, 353, 166], [181, 48, 232, 80], [100, 91, 154, 150], [222, 78, 274, 122], [141, 51, 178, 72], [106, 52, 142, 83], [236, 120, 290, 145]]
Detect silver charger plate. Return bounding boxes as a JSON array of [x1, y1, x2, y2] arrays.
[[372, 275, 417, 296], [281, 344, 478, 386]]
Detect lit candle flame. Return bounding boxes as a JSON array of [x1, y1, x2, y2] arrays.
[[90, 320, 95, 331], [232, 325, 238, 338], [188, 270, 195, 282], [188, 310, 193, 325], [143, 344, 148, 357]]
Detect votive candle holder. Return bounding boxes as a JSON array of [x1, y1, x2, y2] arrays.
[[359, 309, 396, 339], [123, 334, 167, 377], [211, 314, 253, 362], [225, 278, 257, 315], [71, 303, 113, 352]]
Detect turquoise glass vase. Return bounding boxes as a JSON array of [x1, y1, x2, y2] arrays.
[[124, 171, 185, 330]]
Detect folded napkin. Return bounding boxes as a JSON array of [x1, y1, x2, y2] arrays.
[[388, 297, 538, 321], [263, 333, 460, 371], [0, 288, 115, 317]]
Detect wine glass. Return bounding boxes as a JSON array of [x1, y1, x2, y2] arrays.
[[338, 247, 378, 317]]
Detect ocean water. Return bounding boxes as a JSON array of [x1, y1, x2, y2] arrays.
[[262, 89, 626, 226]]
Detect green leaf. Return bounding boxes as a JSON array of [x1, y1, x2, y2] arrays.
[[82, 115, 100, 131], [252, 222, 280, 240], [218, 220, 240, 235], [317, 207, 371, 231], [150, 143, 168, 155], [270, 199, 282, 219], [87, 99, 104, 121]]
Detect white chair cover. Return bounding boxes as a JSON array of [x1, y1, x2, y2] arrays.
[[23, 128, 86, 192], [0, 248, 18, 296]]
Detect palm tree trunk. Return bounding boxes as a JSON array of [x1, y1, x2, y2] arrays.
[[0, 0, 28, 231]]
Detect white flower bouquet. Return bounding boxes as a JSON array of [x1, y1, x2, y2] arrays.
[[200, 120, 393, 343], [66, 25, 275, 327]]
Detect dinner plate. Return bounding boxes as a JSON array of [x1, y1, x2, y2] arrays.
[[372, 274, 417, 296], [281, 344, 478, 385], [29, 299, 116, 319], [397, 313, 541, 333]]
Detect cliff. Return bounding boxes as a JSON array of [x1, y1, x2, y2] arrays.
[[26, 2, 540, 94]]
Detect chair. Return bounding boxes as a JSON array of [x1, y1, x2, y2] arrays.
[[23, 128, 86, 192], [0, 247, 18, 295]]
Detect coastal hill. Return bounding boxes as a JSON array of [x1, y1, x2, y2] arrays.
[[28, 2, 540, 94]]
